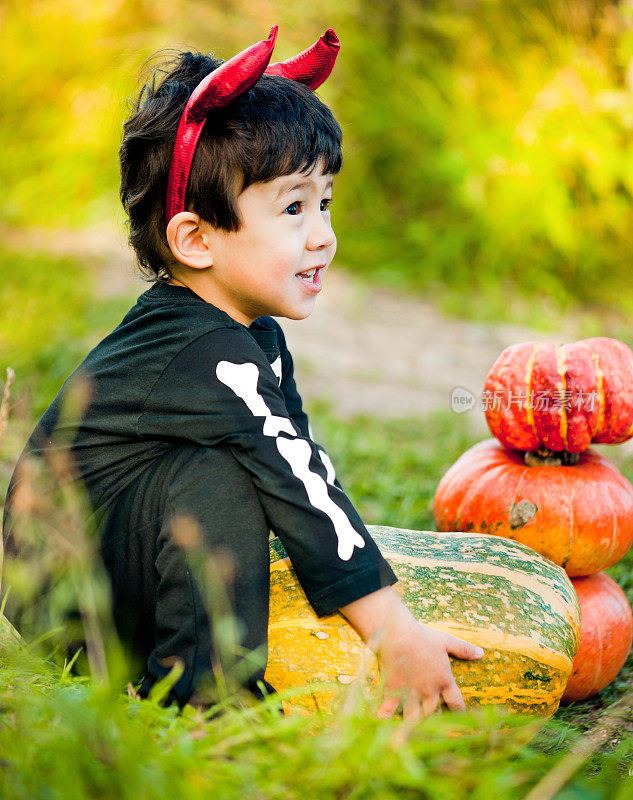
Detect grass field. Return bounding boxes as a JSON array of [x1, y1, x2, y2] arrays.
[[1, 246, 632, 798]]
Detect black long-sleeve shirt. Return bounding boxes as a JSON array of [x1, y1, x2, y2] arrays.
[[3, 282, 395, 616]]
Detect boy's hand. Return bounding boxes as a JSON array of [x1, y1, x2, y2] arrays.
[[339, 586, 484, 721]]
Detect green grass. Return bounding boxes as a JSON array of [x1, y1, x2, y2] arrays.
[[309, 403, 476, 531], [0, 633, 630, 800]]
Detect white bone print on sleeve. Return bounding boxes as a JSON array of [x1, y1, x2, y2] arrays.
[[275, 437, 364, 560], [309, 423, 337, 486], [270, 355, 282, 385], [317, 448, 337, 486], [216, 361, 295, 437], [216, 360, 365, 561]]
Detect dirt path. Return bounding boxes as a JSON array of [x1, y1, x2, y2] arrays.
[[6, 223, 580, 437], [280, 271, 575, 435]]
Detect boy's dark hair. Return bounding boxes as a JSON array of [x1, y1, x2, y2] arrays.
[[120, 50, 343, 281]]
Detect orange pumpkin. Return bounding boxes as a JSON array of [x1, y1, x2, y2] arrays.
[[562, 572, 633, 702], [484, 337, 633, 453], [432, 439, 633, 577]]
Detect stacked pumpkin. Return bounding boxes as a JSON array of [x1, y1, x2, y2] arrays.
[[434, 337, 633, 702]]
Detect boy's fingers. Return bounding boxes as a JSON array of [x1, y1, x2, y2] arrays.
[[441, 679, 466, 712], [377, 695, 401, 719], [421, 692, 441, 717], [444, 634, 484, 661], [402, 692, 421, 724]]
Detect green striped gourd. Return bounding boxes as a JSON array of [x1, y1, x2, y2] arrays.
[[266, 525, 581, 716]]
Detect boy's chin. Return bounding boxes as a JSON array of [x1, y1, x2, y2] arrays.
[[274, 299, 318, 321], [283, 305, 317, 321]]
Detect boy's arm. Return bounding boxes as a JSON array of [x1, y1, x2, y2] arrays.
[[138, 325, 396, 617], [340, 586, 484, 719]]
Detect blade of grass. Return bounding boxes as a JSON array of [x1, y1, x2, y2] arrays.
[[522, 687, 633, 800], [0, 367, 15, 441]]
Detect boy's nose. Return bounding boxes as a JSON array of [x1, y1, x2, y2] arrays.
[[307, 214, 336, 251]]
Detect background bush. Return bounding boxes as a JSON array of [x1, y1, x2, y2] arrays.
[[3, 1, 633, 317]]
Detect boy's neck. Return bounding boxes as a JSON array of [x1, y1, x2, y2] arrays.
[[167, 275, 257, 328]]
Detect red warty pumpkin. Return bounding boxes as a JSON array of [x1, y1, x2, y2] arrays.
[[562, 572, 633, 702], [433, 439, 633, 576], [484, 337, 633, 453]]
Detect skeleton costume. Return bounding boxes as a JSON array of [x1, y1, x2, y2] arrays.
[[2, 29, 396, 708]]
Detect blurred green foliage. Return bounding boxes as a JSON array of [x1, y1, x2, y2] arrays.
[[0, 245, 134, 418], [3, 1, 633, 317], [332, 0, 633, 316], [3, 637, 627, 800]]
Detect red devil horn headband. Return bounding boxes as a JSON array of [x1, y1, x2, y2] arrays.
[[165, 27, 340, 225], [265, 28, 340, 90]]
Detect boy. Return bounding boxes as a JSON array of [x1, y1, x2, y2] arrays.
[[2, 27, 483, 717]]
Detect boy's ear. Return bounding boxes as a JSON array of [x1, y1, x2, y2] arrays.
[[166, 212, 214, 268]]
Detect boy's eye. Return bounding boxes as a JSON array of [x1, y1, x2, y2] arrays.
[[283, 198, 334, 215], [284, 201, 302, 216]]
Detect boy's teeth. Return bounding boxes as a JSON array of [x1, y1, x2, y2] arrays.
[[298, 269, 316, 278]]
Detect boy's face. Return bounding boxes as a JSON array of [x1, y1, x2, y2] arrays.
[[199, 161, 336, 326]]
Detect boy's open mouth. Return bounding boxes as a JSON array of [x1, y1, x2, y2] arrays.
[[295, 266, 324, 293]]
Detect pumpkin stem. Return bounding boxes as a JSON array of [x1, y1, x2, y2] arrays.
[[509, 499, 538, 529], [524, 446, 580, 467]]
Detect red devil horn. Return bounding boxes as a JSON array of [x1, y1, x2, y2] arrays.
[[186, 26, 278, 123], [265, 29, 339, 90], [166, 27, 278, 223]]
